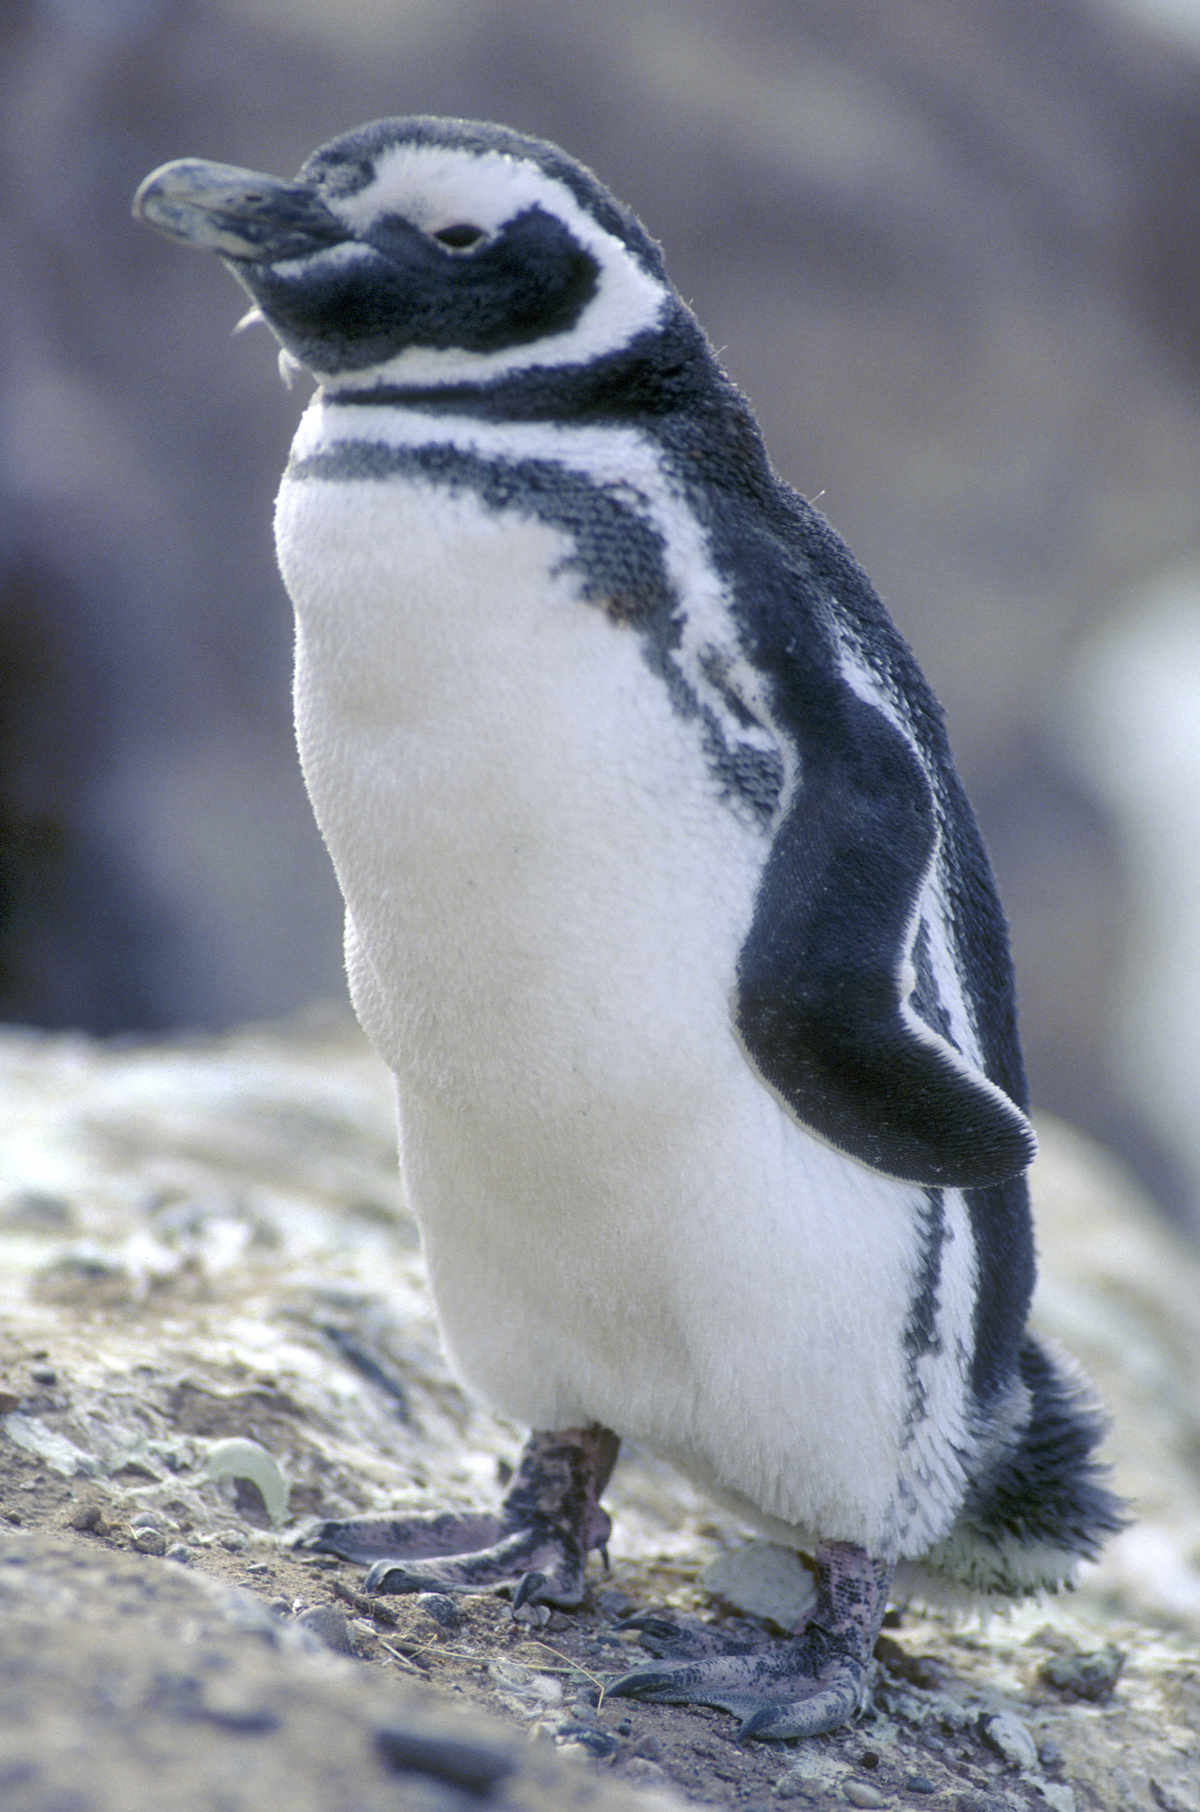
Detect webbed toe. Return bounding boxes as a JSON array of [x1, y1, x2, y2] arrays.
[[608, 1627, 868, 1740]]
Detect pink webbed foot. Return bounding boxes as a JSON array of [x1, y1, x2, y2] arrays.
[[297, 1424, 619, 1609], [609, 1540, 894, 1740]]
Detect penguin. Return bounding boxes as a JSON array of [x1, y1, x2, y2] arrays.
[[133, 118, 1123, 1740]]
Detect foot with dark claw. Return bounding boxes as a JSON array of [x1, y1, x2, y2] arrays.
[[617, 1609, 771, 1663], [297, 1424, 620, 1609], [608, 1540, 894, 1741]]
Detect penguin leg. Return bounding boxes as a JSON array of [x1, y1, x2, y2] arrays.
[[297, 1424, 619, 1608], [608, 1540, 894, 1741]]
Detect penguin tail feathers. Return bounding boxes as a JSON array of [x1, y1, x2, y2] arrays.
[[903, 1335, 1128, 1605]]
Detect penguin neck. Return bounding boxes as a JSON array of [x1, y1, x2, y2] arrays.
[[320, 312, 721, 427]]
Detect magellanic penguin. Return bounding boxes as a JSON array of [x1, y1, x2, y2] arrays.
[[134, 118, 1123, 1740]]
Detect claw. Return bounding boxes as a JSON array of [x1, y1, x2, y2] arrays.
[[363, 1560, 471, 1594], [616, 1610, 764, 1661], [608, 1650, 868, 1739], [615, 1611, 671, 1634], [512, 1570, 547, 1610], [606, 1664, 682, 1703], [616, 1613, 687, 1655], [734, 1704, 779, 1744], [606, 1541, 892, 1742]]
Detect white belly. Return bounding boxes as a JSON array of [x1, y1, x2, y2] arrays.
[[275, 411, 976, 1558]]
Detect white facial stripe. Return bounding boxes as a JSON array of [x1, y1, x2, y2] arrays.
[[268, 239, 379, 280], [330, 143, 583, 239], [308, 142, 669, 387]]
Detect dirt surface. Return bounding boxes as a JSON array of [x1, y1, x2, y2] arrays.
[[0, 1018, 1197, 1811], [1, 1433, 1196, 1812]]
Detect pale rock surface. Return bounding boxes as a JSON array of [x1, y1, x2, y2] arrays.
[[0, 1016, 1195, 1811]]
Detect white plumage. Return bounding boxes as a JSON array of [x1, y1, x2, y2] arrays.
[[277, 400, 974, 1563]]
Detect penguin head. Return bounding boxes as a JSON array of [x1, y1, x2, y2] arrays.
[[134, 117, 675, 392]]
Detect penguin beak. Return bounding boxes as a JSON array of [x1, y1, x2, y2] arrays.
[[133, 159, 346, 265]]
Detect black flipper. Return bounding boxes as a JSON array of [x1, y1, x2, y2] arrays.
[[735, 686, 1035, 1190]]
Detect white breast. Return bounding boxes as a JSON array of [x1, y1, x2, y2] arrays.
[[274, 401, 978, 1560]]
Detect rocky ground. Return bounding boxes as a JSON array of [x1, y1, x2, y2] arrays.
[[0, 1014, 1197, 1812]]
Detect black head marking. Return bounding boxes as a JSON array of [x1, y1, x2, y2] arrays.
[[224, 117, 671, 380], [244, 202, 601, 373]]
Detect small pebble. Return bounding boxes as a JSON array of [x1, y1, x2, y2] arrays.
[[511, 1599, 550, 1628], [415, 1591, 460, 1630], [488, 1658, 531, 1689], [165, 1544, 191, 1564], [773, 1765, 823, 1802], [131, 1527, 167, 1557], [905, 1778, 936, 1795], [295, 1605, 356, 1655], [594, 1589, 634, 1620], [29, 1367, 57, 1386], [68, 1503, 105, 1533], [1038, 1645, 1124, 1703], [874, 1635, 946, 1690], [874, 1686, 927, 1725], [978, 1711, 1039, 1772], [218, 1532, 247, 1553], [628, 1732, 661, 1762], [844, 1783, 886, 1809], [558, 1723, 617, 1759]]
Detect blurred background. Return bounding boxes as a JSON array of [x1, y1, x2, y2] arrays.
[[4, 0, 1200, 1234]]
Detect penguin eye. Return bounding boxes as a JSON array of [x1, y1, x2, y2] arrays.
[[432, 223, 486, 249]]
